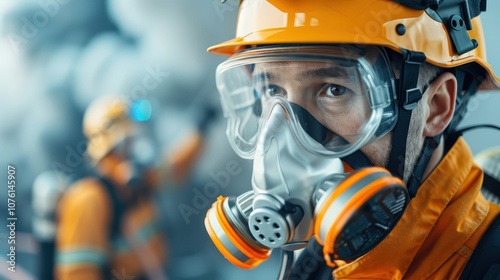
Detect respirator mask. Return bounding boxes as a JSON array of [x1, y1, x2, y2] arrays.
[[108, 99, 160, 192], [205, 45, 410, 268], [112, 130, 159, 191]]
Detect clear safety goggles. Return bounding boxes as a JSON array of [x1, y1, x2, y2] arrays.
[[216, 45, 398, 159]]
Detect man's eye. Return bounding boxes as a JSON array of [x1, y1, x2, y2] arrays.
[[266, 87, 278, 96], [258, 85, 285, 97], [324, 84, 347, 97]]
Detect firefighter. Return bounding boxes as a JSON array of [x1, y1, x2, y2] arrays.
[[54, 96, 214, 279], [204, 0, 500, 279]]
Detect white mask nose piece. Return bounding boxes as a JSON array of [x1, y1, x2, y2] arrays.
[[250, 102, 343, 246]]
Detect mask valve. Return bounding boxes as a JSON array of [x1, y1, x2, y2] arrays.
[[248, 194, 304, 248]]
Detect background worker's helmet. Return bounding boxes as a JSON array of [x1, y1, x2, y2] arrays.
[[83, 96, 153, 164], [209, 0, 500, 90]]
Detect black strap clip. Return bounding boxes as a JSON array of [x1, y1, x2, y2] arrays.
[[400, 49, 426, 110], [431, 0, 484, 55]]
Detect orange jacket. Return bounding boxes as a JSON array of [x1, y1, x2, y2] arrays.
[[333, 137, 500, 279], [55, 178, 166, 280]]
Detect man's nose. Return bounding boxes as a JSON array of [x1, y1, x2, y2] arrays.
[[285, 87, 313, 113]]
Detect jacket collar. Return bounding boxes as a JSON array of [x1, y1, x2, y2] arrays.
[[333, 137, 489, 279]]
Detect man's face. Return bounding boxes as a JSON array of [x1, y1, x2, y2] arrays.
[[255, 61, 371, 138], [253, 61, 395, 167]]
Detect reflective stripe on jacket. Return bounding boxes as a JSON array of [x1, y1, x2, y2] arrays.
[[55, 178, 166, 280]]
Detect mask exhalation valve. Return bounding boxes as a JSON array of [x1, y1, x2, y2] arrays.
[[249, 208, 289, 248]]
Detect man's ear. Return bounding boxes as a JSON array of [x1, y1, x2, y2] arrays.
[[423, 72, 457, 137]]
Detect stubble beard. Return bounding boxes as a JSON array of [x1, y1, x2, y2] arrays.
[[361, 102, 425, 184]]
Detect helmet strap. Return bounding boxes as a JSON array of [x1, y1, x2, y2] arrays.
[[342, 49, 430, 195], [387, 52, 479, 197], [407, 134, 442, 197], [386, 49, 426, 190]]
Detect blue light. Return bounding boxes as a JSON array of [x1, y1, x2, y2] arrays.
[[130, 99, 152, 122]]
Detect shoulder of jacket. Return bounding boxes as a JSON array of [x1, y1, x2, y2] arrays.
[[61, 177, 110, 206]]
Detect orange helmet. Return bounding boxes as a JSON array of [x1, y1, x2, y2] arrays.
[[83, 96, 153, 164], [209, 0, 499, 90]]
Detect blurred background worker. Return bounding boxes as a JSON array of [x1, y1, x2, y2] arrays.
[[55, 96, 167, 280], [49, 96, 215, 280]]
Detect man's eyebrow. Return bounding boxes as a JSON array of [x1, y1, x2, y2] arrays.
[[252, 66, 352, 82], [252, 66, 352, 81], [252, 72, 274, 81], [301, 66, 351, 79]]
